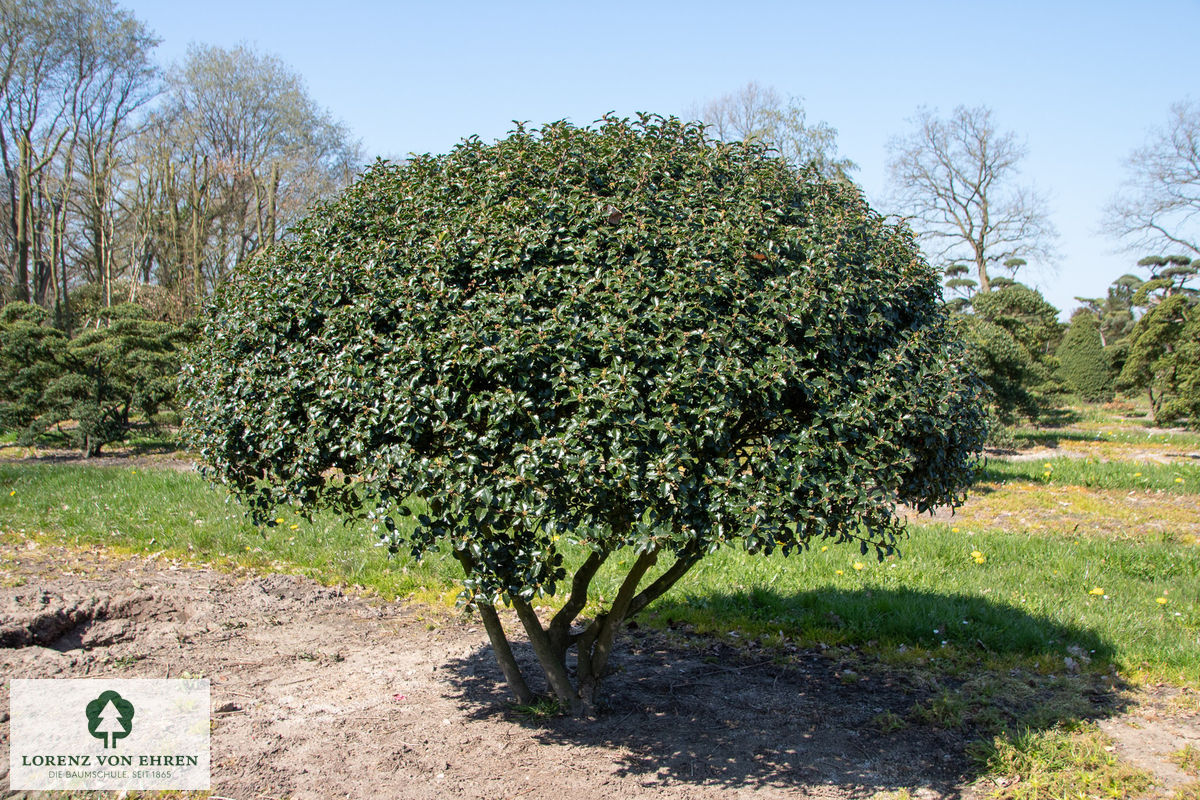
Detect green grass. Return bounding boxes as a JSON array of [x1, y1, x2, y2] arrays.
[[0, 463, 458, 598], [3, 462, 1198, 685], [982, 456, 1200, 494], [640, 524, 1200, 684], [1174, 744, 1200, 776], [971, 722, 1153, 800], [1011, 425, 1200, 449]]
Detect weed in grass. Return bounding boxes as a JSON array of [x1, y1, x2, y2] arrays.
[[513, 696, 562, 719], [983, 457, 1200, 494], [1175, 781, 1200, 800], [110, 654, 144, 669], [972, 721, 1153, 800], [913, 481, 1200, 541], [1173, 744, 1200, 776], [870, 709, 907, 733], [910, 689, 966, 729]]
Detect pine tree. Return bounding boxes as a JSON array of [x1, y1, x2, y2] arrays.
[[1058, 310, 1114, 402]]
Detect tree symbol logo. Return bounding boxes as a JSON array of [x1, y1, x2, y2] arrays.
[[86, 690, 134, 748]]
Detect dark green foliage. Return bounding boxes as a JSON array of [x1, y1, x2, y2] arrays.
[[956, 315, 1041, 424], [182, 115, 988, 711], [1118, 254, 1200, 426], [1119, 294, 1200, 427], [1077, 273, 1142, 377], [0, 300, 195, 455], [0, 302, 68, 433], [960, 283, 1064, 424], [1057, 311, 1114, 402]]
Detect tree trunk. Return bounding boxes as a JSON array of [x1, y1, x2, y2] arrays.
[[15, 135, 31, 303], [450, 548, 534, 705], [476, 602, 533, 705], [454, 540, 703, 717]]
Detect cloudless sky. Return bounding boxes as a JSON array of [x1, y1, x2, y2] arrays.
[[121, 0, 1199, 317]]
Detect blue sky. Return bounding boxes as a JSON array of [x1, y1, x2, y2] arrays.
[[122, 0, 1199, 317]]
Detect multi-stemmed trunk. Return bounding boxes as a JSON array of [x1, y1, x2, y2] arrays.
[[455, 542, 704, 716]]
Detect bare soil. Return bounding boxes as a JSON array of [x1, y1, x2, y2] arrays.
[[1, 543, 1194, 799], [0, 543, 970, 799]]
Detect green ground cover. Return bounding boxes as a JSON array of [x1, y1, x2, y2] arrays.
[[3, 462, 1196, 686], [982, 456, 1200, 493]]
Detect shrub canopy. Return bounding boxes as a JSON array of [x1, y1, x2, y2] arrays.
[[1057, 310, 1114, 403], [183, 115, 987, 711]]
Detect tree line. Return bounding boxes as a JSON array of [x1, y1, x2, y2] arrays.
[[0, 0, 361, 453]]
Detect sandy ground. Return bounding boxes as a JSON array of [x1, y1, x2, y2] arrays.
[[1, 546, 1195, 799], [0, 543, 990, 799]]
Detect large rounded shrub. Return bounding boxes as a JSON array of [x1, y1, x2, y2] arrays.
[[183, 115, 987, 713]]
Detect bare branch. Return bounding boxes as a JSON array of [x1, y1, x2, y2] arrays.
[[1105, 99, 1200, 256], [886, 105, 1057, 293]]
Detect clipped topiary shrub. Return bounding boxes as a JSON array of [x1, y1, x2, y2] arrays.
[[182, 115, 988, 714], [1057, 310, 1114, 402]]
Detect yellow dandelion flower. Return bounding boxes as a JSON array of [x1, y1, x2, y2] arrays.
[[853, 562, 865, 571], [952, 527, 960, 533], [1134, 472, 1142, 477], [1089, 587, 1105, 596], [8, 490, 14, 496], [1176, 477, 1185, 483], [1156, 597, 1168, 605], [970, 550, 983, 559], [820, 545, 828, 552], [1043, 463, 1052, 470], [289, 524, 299, 530], [275, 517, 285, 524], [835, 569, 844, 576], [974, 556, 986, 564]]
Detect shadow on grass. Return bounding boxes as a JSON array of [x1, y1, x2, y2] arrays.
[[1, 422, 180, 461], [443, 587, 1125, 796], [1037, 407, 1084, 428]]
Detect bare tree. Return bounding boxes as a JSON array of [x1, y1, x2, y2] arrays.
[[140, 44, 362, 300], [0, 0, 158, 325], [691, 81, 856, 181], [0, 0, 72, 303], [60, 0, 158, 319], [1106, 99, 1200, 257], [886, 105, 1056, 293]]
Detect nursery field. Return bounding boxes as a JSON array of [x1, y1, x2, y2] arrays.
[[1, 405, 1198, 799]]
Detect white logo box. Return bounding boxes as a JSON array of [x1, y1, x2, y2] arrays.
[[9, 678, 210, 791]]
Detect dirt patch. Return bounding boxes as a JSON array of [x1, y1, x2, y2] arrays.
[[0, 544, 1186, 799], [1099, 687, 1200, 795], [1003, 443, 1200, 464], [902, 483, 1200, 542], [0, 445, 194, 471]]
